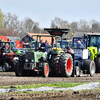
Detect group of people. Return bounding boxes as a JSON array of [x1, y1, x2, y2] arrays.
[[39, 39, 75, 55]]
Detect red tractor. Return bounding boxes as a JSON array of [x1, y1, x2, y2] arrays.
[[0, 41, 19, 72]]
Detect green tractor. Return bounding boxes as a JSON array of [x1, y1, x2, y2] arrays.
[[87, 33, 100, 73], [44, 28, 74, 77], [15, 27, 74, 77], [15, 35, 50, 77]]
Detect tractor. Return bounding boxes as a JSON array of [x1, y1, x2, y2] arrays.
[[71, 37, 95, 76], [15, 27, 75, 77], [0, 41, 19, 72], [87, 33, 100, 73], [15, 35, 57, 77], [44, 28, 74, 77]]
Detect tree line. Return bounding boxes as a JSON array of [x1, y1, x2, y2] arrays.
[[0, 8, 100, 38]]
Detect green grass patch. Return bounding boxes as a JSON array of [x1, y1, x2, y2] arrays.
[[0, 82, 88, 89], [0, 82, 100, 95]]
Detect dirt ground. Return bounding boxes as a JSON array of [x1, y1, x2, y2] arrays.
[[0, 72, 100, 100]]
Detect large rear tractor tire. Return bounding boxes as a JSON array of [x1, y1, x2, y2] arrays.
[[2, 63, 9, 72], [15, 61, 24, 76], [42, 62, 49, 77], [94, 57, 100, 73], [60, 53, 73, 77], [50, 53, 63, 76], [82, 60, 95, 76]]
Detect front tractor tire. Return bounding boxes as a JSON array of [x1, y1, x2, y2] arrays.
[[60, 54, 73, 77], [2, 63, 9, 72], [83, 60, 95, 76], [42, 63, 49, 77], [15, 61, 24, 76]]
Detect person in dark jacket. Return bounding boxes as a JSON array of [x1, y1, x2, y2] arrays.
[[2, 43, 9, 53], [39, 39, 48, 52]]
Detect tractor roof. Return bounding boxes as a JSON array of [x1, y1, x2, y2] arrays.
[[44, 27, 70, 36], [87, 33, 100, 36]]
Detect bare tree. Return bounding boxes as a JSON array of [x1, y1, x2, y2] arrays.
[[3, 12, 19, 36], [70, 21, 78, 33], [3, 13, 19, 30], [18, 17, 40, 38], [51, 17, 70, 28], [78, 19, 91, 32], [90, 19, 100, 32]]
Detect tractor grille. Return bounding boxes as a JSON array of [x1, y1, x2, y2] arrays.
[[25, 52, 34, 59]]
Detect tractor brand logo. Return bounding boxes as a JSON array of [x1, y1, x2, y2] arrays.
[[36, 53, 43, 58]]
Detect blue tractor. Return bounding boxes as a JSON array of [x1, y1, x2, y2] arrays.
[[71, 37, 95, 77]]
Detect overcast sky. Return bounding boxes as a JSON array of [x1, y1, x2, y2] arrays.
[[0, 0, 100, 28]]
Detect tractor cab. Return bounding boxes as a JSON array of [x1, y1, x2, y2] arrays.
[[87, 33, 100, 73], [72, 37, 89, 60], [87, 33, 100, 57]]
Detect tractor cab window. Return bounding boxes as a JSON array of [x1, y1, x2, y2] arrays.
[[72, 38, 87, 49], [31, 43, 35, 48], [57, 41, 68, 48], [54, 43, 60, 48], [62, 42, 67, 48], [90, 36, 100, 47], [31, 42, 39, 49]]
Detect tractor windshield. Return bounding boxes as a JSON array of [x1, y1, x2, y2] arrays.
[[31, 41, 39, 49], [72, 37, 88, 49], [89, 36, 100, 47], [57, 41, 68, 48]]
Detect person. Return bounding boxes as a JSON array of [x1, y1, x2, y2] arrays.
[[45, 40, 48, 46], [67, 46, 74, 54], [39, 39, 48, 52], [76, 41, 85, 48], [2, 42, 9, 53]]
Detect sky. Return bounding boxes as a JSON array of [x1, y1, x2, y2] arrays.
[[0, 0, 100, 28]]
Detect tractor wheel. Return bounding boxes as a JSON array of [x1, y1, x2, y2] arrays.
[[60, 53, 73, 77], [94, 57, 100, 73], [42, 62, 49, 77], [15, 61, 24, 76], [2, 63, 9, 72], [82, 60, 95, 76], [50, 53, 63, 76], [75, 66, 80, 77]]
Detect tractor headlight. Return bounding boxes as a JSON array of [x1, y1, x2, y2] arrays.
[[25, 59, 28, 62], [31, 59, 34, 62], [14, 57, 19, 60]]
